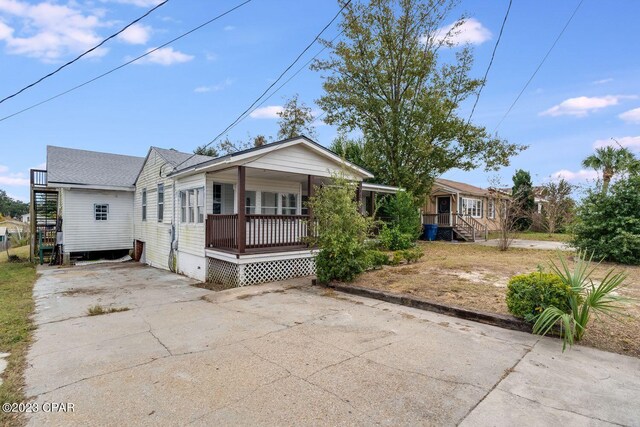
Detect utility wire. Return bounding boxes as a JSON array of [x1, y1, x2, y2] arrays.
[[466, 0, 512, 124], [172, 0, 353, 172], [0, 0, 253, 123], [493, 0, 584, 132], [0, 0, 169, 105]]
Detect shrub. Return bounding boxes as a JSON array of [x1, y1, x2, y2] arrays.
[[533, 251, 629, 351], [379, 191, 422, 239], [400, 247, 424, 264], [389, 251, 403, 266], [571, 175, 640, 265], [364, 250, 389, 270], [379, 226, 415, 251], [308, 174, 373, 283], [506, 272, 573, 323]]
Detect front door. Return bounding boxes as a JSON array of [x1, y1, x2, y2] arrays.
[[437, 196, 451, 226]]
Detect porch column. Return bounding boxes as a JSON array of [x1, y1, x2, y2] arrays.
[[371, 191, 377, 217], [237, 166, 246, 253], [307, 175, 315, 218]]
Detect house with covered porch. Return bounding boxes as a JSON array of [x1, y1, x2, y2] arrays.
[[134, 136, 391, 286]]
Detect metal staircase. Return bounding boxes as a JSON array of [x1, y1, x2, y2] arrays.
[[30, 169, 59, 264]]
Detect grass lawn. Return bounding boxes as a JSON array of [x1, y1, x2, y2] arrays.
[[0, 245, 31, 263], [0, 248, 37, 427], [351, 242, 640, 358], [487, 231, 572, 242]]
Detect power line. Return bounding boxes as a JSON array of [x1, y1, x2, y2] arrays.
[[172, 0, 353, 171], [0, 0, 253, 123], [493, 0, 585, 132], [466, 0, 512, 124], [0, 0, 169, 105]]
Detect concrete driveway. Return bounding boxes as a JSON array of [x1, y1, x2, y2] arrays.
[[26, 263, 639, 426], [474, 239, 572, 251]]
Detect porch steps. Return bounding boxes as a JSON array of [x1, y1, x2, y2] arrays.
[[453, 226, 475, 242]]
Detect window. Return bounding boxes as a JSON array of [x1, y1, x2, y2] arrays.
[[157, 184, 164, 222], [301, 195, 309, 215], [245, 191, 256, 214], [212, 184, 222, 214], [488, 199, 495, 219], [197, 188, 205, 223], [180, 191, 187, 222], [460, 197, 483, 218], [180, 187, 204, 223], [94, 204, 108, 221], [141, 189, 147, 221], [261, 192, 278, 214], [281, 193, 297, 215]]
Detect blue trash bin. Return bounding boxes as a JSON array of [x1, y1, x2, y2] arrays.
[[423, 224, 438, 241]]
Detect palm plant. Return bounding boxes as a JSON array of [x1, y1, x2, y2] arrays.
[[533, 250, 628, 350], [581, 146, 636, 194]]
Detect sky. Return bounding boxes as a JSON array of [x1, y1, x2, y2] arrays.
[[1, 0, 639, 202]]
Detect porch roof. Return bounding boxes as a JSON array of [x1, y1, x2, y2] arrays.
[[167, 135, 374, 180]]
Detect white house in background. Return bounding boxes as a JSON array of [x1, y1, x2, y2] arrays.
[[36, 137, 396, 286], [21, 213, 30, 223], [45, 146, 145, 261]]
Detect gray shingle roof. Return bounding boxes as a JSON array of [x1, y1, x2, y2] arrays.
[[47, 146, 145, 188], [152, 147, 215, 171]]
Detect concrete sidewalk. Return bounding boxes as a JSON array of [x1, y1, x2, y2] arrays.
[[474, 238, 573, 251], [25, 263, 639, 426]]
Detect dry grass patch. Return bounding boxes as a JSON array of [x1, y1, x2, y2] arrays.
[[350, 241, 640, 358], [87, 305, 130, 316]]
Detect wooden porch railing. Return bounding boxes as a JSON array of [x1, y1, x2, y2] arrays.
[[206, 214, 314, 252], [30, 169, 47, 187], [422, 213, 451, 226]]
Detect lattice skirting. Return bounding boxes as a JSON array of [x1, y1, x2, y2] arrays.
[[206, 256, 316, 287]]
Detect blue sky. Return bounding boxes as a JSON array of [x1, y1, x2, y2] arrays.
[[1, 0, 639, 202]]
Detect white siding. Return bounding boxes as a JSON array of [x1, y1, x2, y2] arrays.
[[175, 172, 206, 258], [134, 149, 174, 271], [246, 144, 359, 179], [61, 189, 134, 253]]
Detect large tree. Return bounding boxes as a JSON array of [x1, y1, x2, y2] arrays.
[[0, 190, 28, 218], [313, 0, 523, 200], [277, 94, 317, 140], [539, 178, 574, 234], [511, 169, 535, 230], [581, 145, 637, 194]]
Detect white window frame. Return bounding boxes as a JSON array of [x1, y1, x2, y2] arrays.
[[280, 193, 297, 215], [488, 198, 495, 219], [460, 197, 483, 219], [261, 191, 278, 215], [94, 204, 109, 221], [180, 187, 205, 224], [180, 191, 187, 223], [212, 184, 222, 215], [157, 183, 164, 223], [141, 189, 147, 221]]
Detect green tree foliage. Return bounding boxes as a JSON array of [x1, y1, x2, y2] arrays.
[[329, 133, 367, 169], [539, 178, 574, 233], [312, 0, 524, 200], [511, 169, 535, 230], [277, 94, 317, 140], [0, 190, 28, 218], [308, 174, 372, 283], [506, 272, 572, 323], [581, 145, 637, 194], [572, 175, 640, 265], [193, 144, 219, 157], [377, 191, 421, 250]]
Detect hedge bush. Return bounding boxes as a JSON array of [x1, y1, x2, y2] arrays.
[[379, 226, 415, 251], [506, 272, 573, 323]]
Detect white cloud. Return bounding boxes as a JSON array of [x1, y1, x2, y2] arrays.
[[0, 165, 29, 186], [107, 0, 164, 6], [551, 169, 599, 182], [540, 95, 636, 117], [428, 18, 492, 46], [619, 107, 640, 124], [0, 0, 108, 62], [223, 25, 235, 31], [249, 105, 283, 119], [193, 78, 234, 93], [593, 136, 640, 151], [117, 23, 151, 45], [592, 78, 613, 85], [136, 47, 193, 65]]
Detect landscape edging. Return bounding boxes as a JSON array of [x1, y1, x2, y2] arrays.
[[323, 281, 532, 333]]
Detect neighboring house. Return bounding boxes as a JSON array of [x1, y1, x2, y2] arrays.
[[422, 178, 504, 241], [21, 213, 30, 223], [45, 146, 145, 261], [133, 136, 375, 285]]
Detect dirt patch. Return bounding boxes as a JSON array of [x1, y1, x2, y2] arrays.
[[350, 242, 640, 358], [235, 289, 286, 300], [193, 282, 235, 292]]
